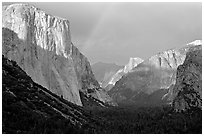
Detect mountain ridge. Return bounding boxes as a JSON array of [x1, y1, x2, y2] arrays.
[[104, 57, 144, 91], [108, 40, 202, 105]]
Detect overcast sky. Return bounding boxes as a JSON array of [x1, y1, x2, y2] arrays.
[[3, 2, 202, 65]]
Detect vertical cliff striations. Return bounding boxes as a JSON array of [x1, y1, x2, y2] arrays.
[[2, 4, 113, 106]]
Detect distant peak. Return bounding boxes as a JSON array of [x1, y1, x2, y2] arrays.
[[123, 57, 144, 73], [128, 57, 144, 65], [129, 57, 143, 61], [187, 40, 202, 46]]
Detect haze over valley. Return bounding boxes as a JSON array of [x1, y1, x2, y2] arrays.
[[2, 2, 202, 134]]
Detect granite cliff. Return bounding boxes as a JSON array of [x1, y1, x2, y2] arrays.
[[2, 4, 113, 106], [172, 47, 202, 111], [2, 55, 107, 133]]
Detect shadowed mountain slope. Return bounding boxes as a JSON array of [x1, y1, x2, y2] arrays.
[[172, 47, 202, 111], [109, 41, 202, 106]]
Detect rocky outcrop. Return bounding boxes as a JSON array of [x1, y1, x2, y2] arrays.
[[105, 57, 143, 91], [108, 41, 202, 105], [2, 4, 112, 106], [172, 47, 202, 111]]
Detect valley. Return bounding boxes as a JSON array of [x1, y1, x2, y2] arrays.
[[2, 3, 202, 134], [2, 55, 201, 133]]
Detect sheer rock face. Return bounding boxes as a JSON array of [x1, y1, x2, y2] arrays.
[[172, 47, 202, 111], [106, 57, 143, 91], [2, 4, 111, 106], [109, 41, 201, 105], [123, 57, 144, 73]]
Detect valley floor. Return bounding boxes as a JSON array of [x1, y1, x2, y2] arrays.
[[84, 105, 202, 134], [3, 102, 202, 134], [2, 55, 201, 134]]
